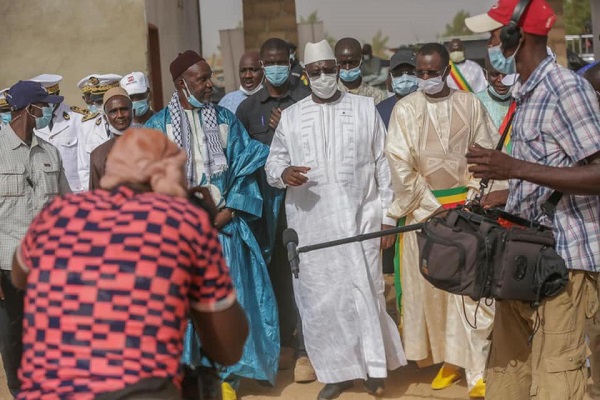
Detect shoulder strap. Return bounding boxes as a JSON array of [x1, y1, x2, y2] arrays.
[[540, 190, 563, 219]]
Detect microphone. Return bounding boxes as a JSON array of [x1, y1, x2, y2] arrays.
[[282, 228, 300, 278]]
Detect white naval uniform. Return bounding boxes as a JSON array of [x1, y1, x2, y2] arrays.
[[77, 112, 110, 190], [34, 102, 84, 192]]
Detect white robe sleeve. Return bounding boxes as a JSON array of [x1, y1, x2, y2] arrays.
[[265, 116, 290, 189], [372, 107, 397, 226], [385, 97, 442, 222], [77, 128, 90, 191]]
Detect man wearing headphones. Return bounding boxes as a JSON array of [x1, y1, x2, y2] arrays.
[[465, 1, 600, 399]]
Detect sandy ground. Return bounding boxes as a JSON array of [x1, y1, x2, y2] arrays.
[[0, 276, 593, 399]]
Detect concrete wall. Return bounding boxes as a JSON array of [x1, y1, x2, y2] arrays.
[[243, 0, 298, 51], [0, 0, 201, 109], [0, 0, 147, 108], [145, 0, 201, 105]]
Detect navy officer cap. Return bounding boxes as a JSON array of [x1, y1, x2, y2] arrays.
[[6, 80, 64, 111]]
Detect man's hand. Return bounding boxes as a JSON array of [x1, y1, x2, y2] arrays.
[[282, 166, 311, 187], [214, 208, 235, 229], [466, 144, 520, 181], [381, 224, 396, 250], [481, 189, 509, 209], [268, 107, 282, 130]]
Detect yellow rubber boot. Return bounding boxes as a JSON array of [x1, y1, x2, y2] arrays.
[[431, 363, 461, 390], [468, 378, 486, 398], [221, 382, 237, 400]]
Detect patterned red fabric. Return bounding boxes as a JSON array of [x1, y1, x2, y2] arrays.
[[17, 186, 235, 399]]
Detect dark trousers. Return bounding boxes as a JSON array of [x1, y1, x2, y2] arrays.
[[268, 206, 299, 349], [0, 269, 23, 397]]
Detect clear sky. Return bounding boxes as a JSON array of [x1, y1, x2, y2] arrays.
[[199, 0, 497, 57]]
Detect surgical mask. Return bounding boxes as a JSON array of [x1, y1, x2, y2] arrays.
[[132, 99, 150, 117], [88, 104, 100, 114], [309, 73, 338, 100], [183, 79, 206, 109], [363, 55, 371, 61], [30, 105, 53, 129], [339, 66, 362, 83], [417, 67, 447, 95], [239, 83, 263, 96], [263, 65, 290, 87], [391, 75, 418, 96], [449, 51, 465, 63], [488, 43, 520, 75], [488, 85, 513, 101], [0, 112, 11, 124]]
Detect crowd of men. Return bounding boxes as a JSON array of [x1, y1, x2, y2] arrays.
[[0, 0, 599, 399]]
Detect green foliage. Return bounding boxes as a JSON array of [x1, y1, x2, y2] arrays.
[[564, 0, 591, 35], [299, 10, 320, 24], [370, 30, 390, 58], [441, 10, 471, 38]]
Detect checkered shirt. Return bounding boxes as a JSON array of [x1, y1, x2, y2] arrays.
[[16, 186, 235, 399], [505, 56, 600, 272]]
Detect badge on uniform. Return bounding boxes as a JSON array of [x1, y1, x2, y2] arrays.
[[63, 112, 70, 121], [95, 117, 101, 126]]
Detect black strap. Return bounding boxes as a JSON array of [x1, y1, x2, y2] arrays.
[[541, 190, 563, 219]]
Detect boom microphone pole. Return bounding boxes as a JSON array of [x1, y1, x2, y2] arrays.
[[283, 223, 424, 278]]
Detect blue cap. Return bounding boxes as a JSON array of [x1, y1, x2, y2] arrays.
[[6, 80, 64, 111]]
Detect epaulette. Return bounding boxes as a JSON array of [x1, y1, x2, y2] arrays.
[[70, 105, 89, 116], [82, 112, 100, 122]]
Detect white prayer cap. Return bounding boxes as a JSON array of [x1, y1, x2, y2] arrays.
[[29, 74, 63, 94], [120, 72, 150, 96], [77, 73, 122, 94], [304, 40, 335, 66]]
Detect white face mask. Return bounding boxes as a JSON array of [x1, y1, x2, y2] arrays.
[[309, 73, 338, 100], [239, 83, 263, 96], [417, 67, 448, 95]]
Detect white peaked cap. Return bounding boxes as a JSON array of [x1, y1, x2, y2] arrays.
[[304, 40, 335, 65]]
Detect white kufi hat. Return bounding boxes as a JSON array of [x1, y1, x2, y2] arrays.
[[303, 40, 335, 66]]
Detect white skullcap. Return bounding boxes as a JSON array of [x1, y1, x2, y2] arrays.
[[120, 72, 150, 95], [304, 40, 335, 65]]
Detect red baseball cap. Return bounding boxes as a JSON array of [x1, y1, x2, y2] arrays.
[[465, 0, 556, 36]]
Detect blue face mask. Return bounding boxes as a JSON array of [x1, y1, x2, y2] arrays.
[[339, 66, 362, 83], [488, 85, 513, 101], [183, 79, 206, 109], [0, 112, 11, 124], [391, 75, 418, 96], [132, 99, 150, 117], [263, 65, 290, 87], [32, 105, 53, 130], [488, 44, 518, 75], [88, 104, 100, 114]]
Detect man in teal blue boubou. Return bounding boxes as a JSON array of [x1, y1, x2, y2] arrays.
[[145, 50, 279, 399]]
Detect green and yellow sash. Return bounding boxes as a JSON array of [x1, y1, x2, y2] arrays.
[[393, 186, 468, 331], [499, 101, 517, 154], [449, 60, 473, 92]]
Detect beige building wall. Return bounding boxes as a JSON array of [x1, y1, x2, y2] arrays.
[[0, 0, 147, 108], [0, 0, 200, 109], [145, 0, 201, 106]]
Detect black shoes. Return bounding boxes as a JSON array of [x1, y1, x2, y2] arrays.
[[317, 381, 353, 400], [364, 377, 385, 396]]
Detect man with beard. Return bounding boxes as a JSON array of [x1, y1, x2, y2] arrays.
[[146, 50, 278, 400]]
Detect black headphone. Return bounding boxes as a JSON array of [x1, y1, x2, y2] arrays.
[[499, 0, 532, 49]]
